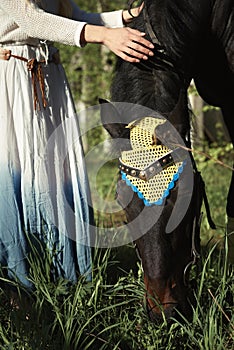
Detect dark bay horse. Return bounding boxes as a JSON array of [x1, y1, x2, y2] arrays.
[[100, 0, 234, 321]]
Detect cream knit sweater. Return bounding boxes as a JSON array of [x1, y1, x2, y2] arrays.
[[0, 0, 124, 47]]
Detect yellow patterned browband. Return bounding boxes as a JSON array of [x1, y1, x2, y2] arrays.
[[119, 117, 186, 206]]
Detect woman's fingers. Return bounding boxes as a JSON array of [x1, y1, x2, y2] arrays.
[[125, 28, 154, 53], [127, 28, 153, 45], [122, 32, 154, 61], [124, 46, 154, 60], [127, 37, 154, 53], [103, 27, 154, 62]]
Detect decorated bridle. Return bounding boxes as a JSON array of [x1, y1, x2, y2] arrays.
[[118, 117, 187, 206]]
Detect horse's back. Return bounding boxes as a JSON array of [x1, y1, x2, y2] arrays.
[[193, 0, 234, 106]]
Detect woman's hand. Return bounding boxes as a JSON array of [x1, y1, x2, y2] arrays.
[[103, 27, 154, 62], [82, 25, 154, 63], [122, 2, 144, 24]]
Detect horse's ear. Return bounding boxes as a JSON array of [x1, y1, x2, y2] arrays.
[[99, 98, 128, 138]]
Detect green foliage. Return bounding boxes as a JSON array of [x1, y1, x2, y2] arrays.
[[0, 238, 233, 349]]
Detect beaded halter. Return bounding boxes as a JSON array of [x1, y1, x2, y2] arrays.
[[119, 117, 186, 206]]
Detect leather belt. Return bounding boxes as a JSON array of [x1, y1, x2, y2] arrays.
[[0, 48, 60, 110]]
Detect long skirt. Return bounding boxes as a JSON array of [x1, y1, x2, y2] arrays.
[[0, 43, 92, 288]]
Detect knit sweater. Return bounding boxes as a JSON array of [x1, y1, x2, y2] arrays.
[[0, 0, 124, 47]]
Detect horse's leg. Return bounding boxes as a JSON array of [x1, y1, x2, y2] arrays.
[[221, 103, 234, 264]]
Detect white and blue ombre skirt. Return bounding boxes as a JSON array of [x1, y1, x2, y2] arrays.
[[0, 43, 92, 288]]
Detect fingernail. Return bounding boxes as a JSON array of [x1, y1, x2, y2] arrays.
[[149, 51, 154, 56], [143, 55, 148, 60], [150, 44, 154, 48], [140, 32, 146, 36]]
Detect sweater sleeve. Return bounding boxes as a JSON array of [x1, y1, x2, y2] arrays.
[[1, 0, 123, 47]]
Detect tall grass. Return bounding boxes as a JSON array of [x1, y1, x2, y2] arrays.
[[0, 237, 233, 349], [0, 146, 233, 349]]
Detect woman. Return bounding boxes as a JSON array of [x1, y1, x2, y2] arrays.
[[0, 0, 154, 288]]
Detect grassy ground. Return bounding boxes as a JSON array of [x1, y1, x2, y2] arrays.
[[0, 145, 233, 349], [0, 245, 233, 349]]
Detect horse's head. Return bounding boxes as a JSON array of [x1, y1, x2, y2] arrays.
[[100, 99, 203, 322]]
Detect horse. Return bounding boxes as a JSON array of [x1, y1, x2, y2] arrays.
[[100, 0, 234, 321]]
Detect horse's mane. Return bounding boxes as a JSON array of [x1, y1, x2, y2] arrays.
[[211, 0, 233, 45], [111, 0, 232, 113], [146, 0, 211, 68], [149, 0, 233, 65], [111, 0, 206, 107]]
